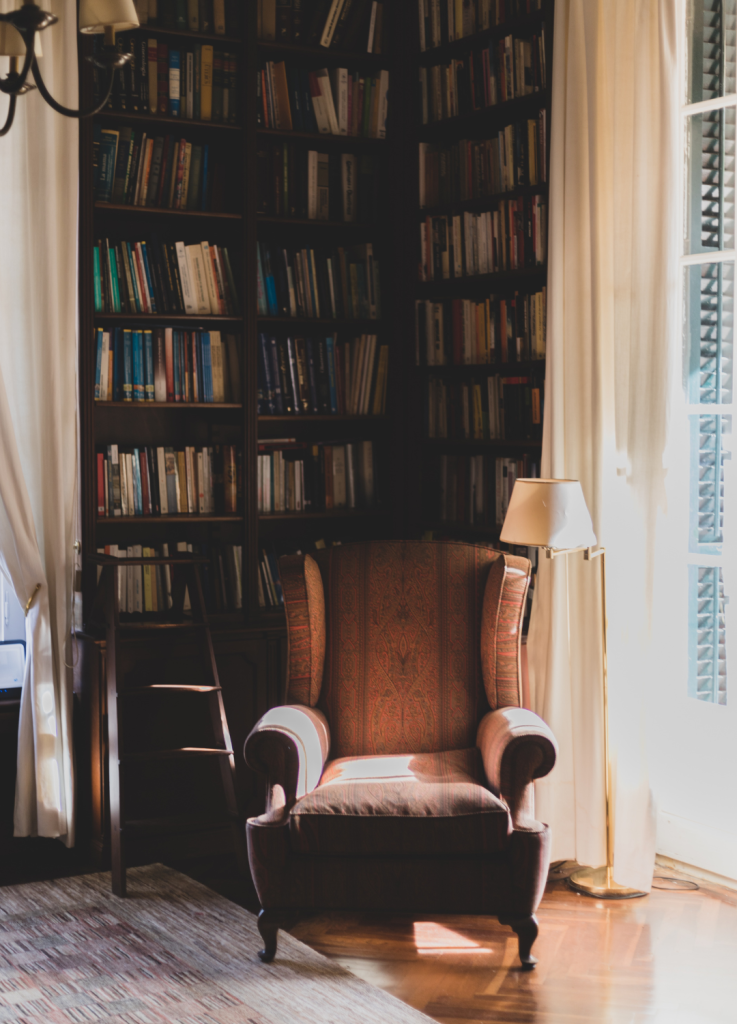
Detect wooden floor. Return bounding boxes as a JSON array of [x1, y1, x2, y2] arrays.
[[289, 872, 737, 1024]]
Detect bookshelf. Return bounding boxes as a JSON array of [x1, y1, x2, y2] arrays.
[[409, 0, 554, 549], [251, 5, 403, 619], [77, 3, 409, 637]]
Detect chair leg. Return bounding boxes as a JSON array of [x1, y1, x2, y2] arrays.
[[257, 909, 290, 963], [499, 914, 539, 970]]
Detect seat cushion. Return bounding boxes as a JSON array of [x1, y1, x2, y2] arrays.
[[289, 748, 510, 856]]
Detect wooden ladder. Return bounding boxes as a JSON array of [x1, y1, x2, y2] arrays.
[[93, 554, 248, 897]]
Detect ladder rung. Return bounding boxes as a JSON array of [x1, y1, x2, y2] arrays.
[[121, 747, 234, 761], [122, 813, 239, 835], [118, 685, 221, 696]]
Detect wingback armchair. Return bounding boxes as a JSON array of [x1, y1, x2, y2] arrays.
[[244, 540, 557, 969]]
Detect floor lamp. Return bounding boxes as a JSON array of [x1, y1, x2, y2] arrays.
[[500, 478, 646, 900]]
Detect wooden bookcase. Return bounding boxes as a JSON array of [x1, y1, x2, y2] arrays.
[[73, 1, 553, 864], [77, 6, 411, 634], [405, 1, 554, 548]]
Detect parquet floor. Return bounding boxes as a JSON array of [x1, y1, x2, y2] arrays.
[[289, 873, 737, 1024]]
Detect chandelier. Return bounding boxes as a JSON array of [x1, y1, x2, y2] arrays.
[[0, 0, 140, 137]]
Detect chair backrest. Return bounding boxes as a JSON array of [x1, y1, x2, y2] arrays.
[[281, 540, 530, 760]]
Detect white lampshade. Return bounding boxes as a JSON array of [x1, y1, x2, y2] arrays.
[[79, 0, 140, 33], [500, 478, 597, 550], [0, 21, 42, 57]]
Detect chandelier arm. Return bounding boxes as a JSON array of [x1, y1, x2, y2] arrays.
[[31, 58, 116, 118], [0, 30, 36, 95], [0, 95, 17, 137]]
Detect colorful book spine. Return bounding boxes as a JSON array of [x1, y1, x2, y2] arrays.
[[144, 330, 155, 400], [132, 330, 145, 400], [123, 330, 133, 401]]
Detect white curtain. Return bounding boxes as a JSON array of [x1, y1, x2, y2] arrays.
[[0, 0, 78, 843], [527, 0, 680, 890]]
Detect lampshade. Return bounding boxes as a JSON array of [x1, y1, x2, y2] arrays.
[[0, 21, 42, 57], [79, 0, 140, 33], [500, 478, 597, 550]]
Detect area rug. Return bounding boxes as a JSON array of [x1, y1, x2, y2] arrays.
[[0, 863, 434, 1024]]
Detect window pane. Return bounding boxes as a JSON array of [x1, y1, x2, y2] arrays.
[[689, 413, 732, 551], [689, 565, 728, 704], [688, 0, 737, 104], [686, 262, 734, 404], [685, 106, 736, 255]]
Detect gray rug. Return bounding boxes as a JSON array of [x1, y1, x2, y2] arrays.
[[0, 863, 434, 1023]]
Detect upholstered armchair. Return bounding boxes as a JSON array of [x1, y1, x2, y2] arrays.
[[244, 540, 557, 969]]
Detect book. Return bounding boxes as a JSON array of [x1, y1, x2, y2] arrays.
[[168, 49, 181, 116]]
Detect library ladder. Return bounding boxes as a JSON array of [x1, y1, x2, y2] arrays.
[[92, 554, 248, 897]]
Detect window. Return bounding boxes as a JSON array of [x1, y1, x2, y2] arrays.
[[685, 0, 735, 703]]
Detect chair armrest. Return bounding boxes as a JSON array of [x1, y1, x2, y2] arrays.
[[477, 707, 557, 830], [244, 705, 330, 825]]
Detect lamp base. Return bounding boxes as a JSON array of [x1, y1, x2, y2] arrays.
[[567, 865, 648, 899]]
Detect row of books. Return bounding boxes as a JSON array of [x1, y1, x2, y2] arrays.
[[258, 333, 388, 415], [97, 541, 244, 615], [426, 375, 543, 441], [257, 242, 380, 320], [93, 238, 240, 317], [95, 35, 238, 124], [419, 197, 547, 280], [94, 126, 225, 212], [258, 0, 385, 51], [258, 439, 377, 512], [418, 0, 544, 50], [258, 546, 284, 608], [257, 145, 381, 223], [415, 291, 546, 365], [94, 327, 240, 403], [419, 33, 547, 123], [97, 444, 240, 517], [133, 0, 238, 35], [435, 453, 539, 526], [418, 115, 548, 208], [258, 62, 389, 138]]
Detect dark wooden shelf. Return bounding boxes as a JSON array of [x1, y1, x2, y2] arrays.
[[419, 186, 547, 219], [259, 508, 389, 521], [416, 360, 545, 376], [258, 215, 376, 230], [97, 515, 243, 523], [96, 109, 240, 131], [419, 9, 546, 66], [418, 90, 549, 143], [125, 26, 241, 44], [257, 315, 380, 330], [259, 415, 388, 424], [257, 127, 385, 148], [94, 314, 243, 324], [96, 401, 243, 409], [424, 437, 542, 449], [95, 202, 242, 220], [417, 266, 547, 296], [257, 40, 386, 67]]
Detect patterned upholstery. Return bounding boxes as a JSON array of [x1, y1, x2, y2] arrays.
[[280, 553, 326, 707], [289, 748, 511, 856], [296, 540, 529, 758]]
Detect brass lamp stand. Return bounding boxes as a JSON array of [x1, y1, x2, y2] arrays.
[[499, 478, 647, 901], [550, 546, 646, 900]]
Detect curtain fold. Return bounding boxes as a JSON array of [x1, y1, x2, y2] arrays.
[[527, 0, 680, 891], [0, 0, 79, 844]]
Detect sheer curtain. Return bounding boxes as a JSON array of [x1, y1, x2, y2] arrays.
[[527, 0, 681, 890], [0, 0, 79, 843]]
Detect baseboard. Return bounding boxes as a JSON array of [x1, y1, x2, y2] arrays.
[[654, 854, 737, 892], [656, 810, 737, 890]]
